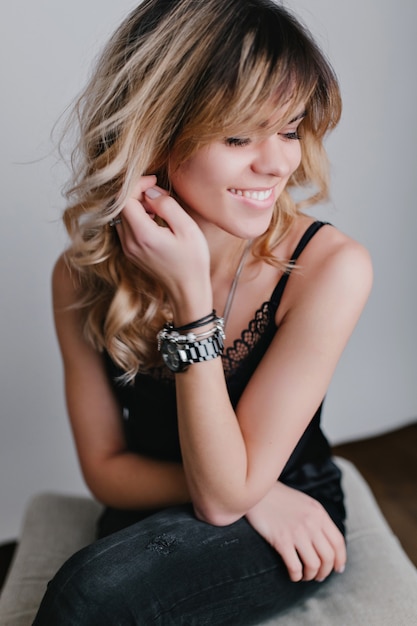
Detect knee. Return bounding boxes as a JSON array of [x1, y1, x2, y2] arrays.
[[34, 542, 127, 624]]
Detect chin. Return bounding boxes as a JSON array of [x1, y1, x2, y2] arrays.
[[224, 226, 270, 242], [232, 216, 274, 241]]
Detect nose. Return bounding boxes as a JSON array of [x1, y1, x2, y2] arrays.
[[251, 135, 295, 179]]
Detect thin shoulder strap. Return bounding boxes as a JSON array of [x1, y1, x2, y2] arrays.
[[270, 221, 330, 308]]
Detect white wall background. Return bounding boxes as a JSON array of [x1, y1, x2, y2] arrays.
[[1, 0, 416, 543]]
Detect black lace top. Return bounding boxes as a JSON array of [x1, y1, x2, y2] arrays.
[[100, 222, 345, 537]]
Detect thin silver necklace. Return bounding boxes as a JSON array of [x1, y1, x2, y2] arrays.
[[222, 240, 253, 329]]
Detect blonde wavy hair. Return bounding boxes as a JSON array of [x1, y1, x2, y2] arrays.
[[61, 0, 342, 380]]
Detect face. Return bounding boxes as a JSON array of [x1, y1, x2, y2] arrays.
[[170, 107, 305, 240]]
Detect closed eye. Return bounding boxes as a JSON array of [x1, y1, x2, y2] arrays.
[[281, 131, 301, 141], [225, 137, 251, 147]]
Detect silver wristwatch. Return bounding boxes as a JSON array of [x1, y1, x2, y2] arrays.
[[159, 333, 224, 373]]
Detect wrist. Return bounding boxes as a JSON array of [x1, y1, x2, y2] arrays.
[[171, 300, 214, 329], [168, 278, 212, 327]]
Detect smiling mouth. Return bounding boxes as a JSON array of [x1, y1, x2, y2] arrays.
[[229, 188, 273, 201]]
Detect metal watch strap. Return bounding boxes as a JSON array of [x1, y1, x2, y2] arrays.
[[176, 333, 224, 365]]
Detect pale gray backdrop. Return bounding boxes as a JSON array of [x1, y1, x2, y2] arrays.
[[1, 0, 416, 542]]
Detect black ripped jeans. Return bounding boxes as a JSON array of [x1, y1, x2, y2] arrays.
[[31, 503, 337, 626]]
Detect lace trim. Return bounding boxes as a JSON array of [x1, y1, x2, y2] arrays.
[[222, 300, 273, 377], [146, 299, 274, 384]]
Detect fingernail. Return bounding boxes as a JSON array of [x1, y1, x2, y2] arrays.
[[337, 565, 345, 574], [145, 187, 162, 199], [316, 578, 325, 583]]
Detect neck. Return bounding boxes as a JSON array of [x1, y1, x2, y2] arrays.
[[206, 231, 251, 283], [202, 230, 253, 329]]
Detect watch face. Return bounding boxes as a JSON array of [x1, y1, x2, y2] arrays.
[[161, 341, 187, 372]]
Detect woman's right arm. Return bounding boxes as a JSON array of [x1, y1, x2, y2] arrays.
[[52, 255, 190, 510]]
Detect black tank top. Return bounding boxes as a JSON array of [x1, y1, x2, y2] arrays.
[[100, 221, 345, 537]]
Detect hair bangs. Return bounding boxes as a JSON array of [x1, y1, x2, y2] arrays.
[[169, 3, 337, 164]]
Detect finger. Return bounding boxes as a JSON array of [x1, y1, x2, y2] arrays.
[[293, 539, 321, 581], [121, 188, 170, 237], [143, 187, 198, 236], [277, 543, 304, 582], [324, 524, 347, 574], [129, 178, 170, 220], [138, 182, 172, 219], [311, 533, 337, 582], [116, 192, 181, 266], [109, 176, 158, 233], [130, 175, 158, 199]]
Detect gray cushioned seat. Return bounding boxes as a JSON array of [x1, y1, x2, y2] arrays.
[[1, 458, 416, 625]]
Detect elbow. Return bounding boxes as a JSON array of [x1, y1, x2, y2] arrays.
[[82, 463, 116, 508], [190, 484, 256, 527], [193, 503, 243, 527], [84, 476, 109, 507]]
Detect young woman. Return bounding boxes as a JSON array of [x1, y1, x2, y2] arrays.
[[33, 0, 372, 623]]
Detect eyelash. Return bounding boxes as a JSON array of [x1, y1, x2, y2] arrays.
[[225, 131, 301, 147], [225, 137, 251, 147], [282, 131, 301, 141]]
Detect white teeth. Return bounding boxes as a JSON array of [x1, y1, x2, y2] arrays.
[[230, 188, 272, 201]]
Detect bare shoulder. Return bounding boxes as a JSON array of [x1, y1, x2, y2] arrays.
[[51, 253, 88, 349], [314, 224, 373, 295], [278, 221, 373, 322], [52, 252, 81, 309]]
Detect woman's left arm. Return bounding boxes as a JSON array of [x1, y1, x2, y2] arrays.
[[175, 239, 372, 524]]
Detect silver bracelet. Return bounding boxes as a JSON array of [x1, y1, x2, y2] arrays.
[[157, 318, 224, 349]]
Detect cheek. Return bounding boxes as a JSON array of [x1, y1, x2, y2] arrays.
[[170, 161, 212, 211], [170, 156, 224, 198], [292, 144, 302, 172], [170, 157, 198, 188], [170, 167, 193, 205]]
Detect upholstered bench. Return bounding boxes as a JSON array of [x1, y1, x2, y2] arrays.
[[1, 458, 416, 625]]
